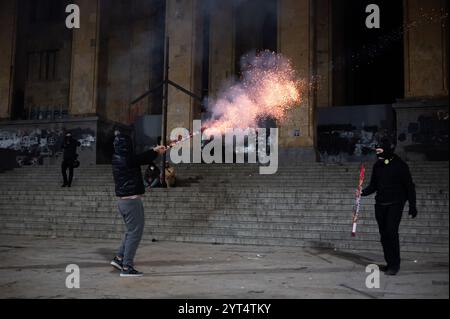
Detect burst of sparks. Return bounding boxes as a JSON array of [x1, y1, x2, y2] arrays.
[[203, 51, 305, 136]]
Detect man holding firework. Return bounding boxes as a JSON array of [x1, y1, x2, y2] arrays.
[[110, 130, 166, 277], [361, 138, 417, 276]]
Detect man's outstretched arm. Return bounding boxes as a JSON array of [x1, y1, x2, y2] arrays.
[[134, 146, 166, 166]]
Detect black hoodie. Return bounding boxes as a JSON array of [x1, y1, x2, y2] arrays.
[[112, 134, 158, 197], [62, 137, 80, 161], [361, 154, 416, 207]]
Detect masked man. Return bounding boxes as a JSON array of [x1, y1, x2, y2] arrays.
[[61, 132, 80, 187], [111, 131, 166, 277], [361, 138, 417, 276]]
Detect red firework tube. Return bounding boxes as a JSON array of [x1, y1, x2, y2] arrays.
[[166, 127, 207, 150], [351, 164, 365, 237]]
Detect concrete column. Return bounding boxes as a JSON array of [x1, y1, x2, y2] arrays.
[[165, 0, 202, 135], [209, 1, 234, 98], [69, 0, 101, 116], [102, 1, 132, 124], [404, 0, 449, 98], [129, 0, 153, 122], [0, 0, 17, 120], [278, 0, 315, 154], [315, 0, 333, 108]]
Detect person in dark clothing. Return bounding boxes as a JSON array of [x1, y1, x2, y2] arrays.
[[110, 130, 166, 277], [144, 162, 161, 188], [61, 133, 80, 187], [361, 138, 417, 276]]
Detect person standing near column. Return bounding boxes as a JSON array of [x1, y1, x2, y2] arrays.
[[361, 138, 418, 276], [110, 130, 166, 277], [61, 132, 80, 188]]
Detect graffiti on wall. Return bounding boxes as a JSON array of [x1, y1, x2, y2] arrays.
[[317, 124, 393, 163], [0, 128, 96, 167], [316, 104, 396, 163], [398, 111, 449, 160]]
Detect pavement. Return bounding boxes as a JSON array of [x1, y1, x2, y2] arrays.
[[0, 235, 448, 299]]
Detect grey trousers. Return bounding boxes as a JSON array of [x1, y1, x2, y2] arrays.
[[117, 198, 145, 267]]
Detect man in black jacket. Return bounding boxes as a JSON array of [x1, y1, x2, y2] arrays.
[[61, 133, 80, 187], [361, 138, 417, 276], [110, 131, 166, 277]]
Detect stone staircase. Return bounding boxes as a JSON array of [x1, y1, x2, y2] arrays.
[[0, 162, 448, 253]]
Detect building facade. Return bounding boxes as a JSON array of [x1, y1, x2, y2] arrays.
[[0, 0, 448, 167]]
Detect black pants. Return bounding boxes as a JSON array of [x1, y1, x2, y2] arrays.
[[62, 160, 74, 186], [375, 202, 405, 269]]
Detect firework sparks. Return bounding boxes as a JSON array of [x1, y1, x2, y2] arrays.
[[203, 51, 305, 136]]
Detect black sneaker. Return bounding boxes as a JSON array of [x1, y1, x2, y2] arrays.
[[120, 266, 144, 277], [110, 257, 123, 271], [378, 265, 388, 272], [385, 267, 400, 276]]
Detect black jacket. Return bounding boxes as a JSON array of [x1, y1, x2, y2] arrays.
[[112, 134, 158, 197], [62, 137, 80, 161], [362, 154, 416, 207]]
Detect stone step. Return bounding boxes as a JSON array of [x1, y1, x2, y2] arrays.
[[1, 206, 447, 222], [1, 222, 447, 246], [0, 186, 447, 194], [6, 165, 447, 168], [2, 215, 447, 235], [2, 173, 445, 179], [0, 201, 448, 216], [1, 209, 447, 225], [0, 183, 447, 190], [1, 162, 447, 254], [6, 163, 447, 169], [0, 193, 446, 201], [0, 227, 445, 254], [0, 192, 446, 200], [0, 187, 447, 195], [1, 206, 448, 220], [2, 179, 446, 185], [0, 203, 446, 214], [1, 169, 447, 177], [3, 170, 448, 174], [2, 169, 446, 176]]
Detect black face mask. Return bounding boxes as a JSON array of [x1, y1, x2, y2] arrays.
[[377, 149, 394, 165]]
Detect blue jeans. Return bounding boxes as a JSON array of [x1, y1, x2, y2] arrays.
[[117, 198, 145, 267]]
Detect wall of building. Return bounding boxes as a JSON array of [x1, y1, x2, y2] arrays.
[[0, 0, 17, 120], [0, 117, 98, 167], [96, 0, 165, 125], [1, 0, 448, 163], [404, 0, 449, 99], [278, 0, 315, 157], [394, 0, 449, 160], [165, 0, 204, 136], [6, 0, 73, 121], [208, 1, 235, 100]]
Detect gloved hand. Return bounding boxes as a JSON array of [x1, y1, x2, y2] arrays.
[[153, 145, 167, 155], [409, 206, 418, 219]]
